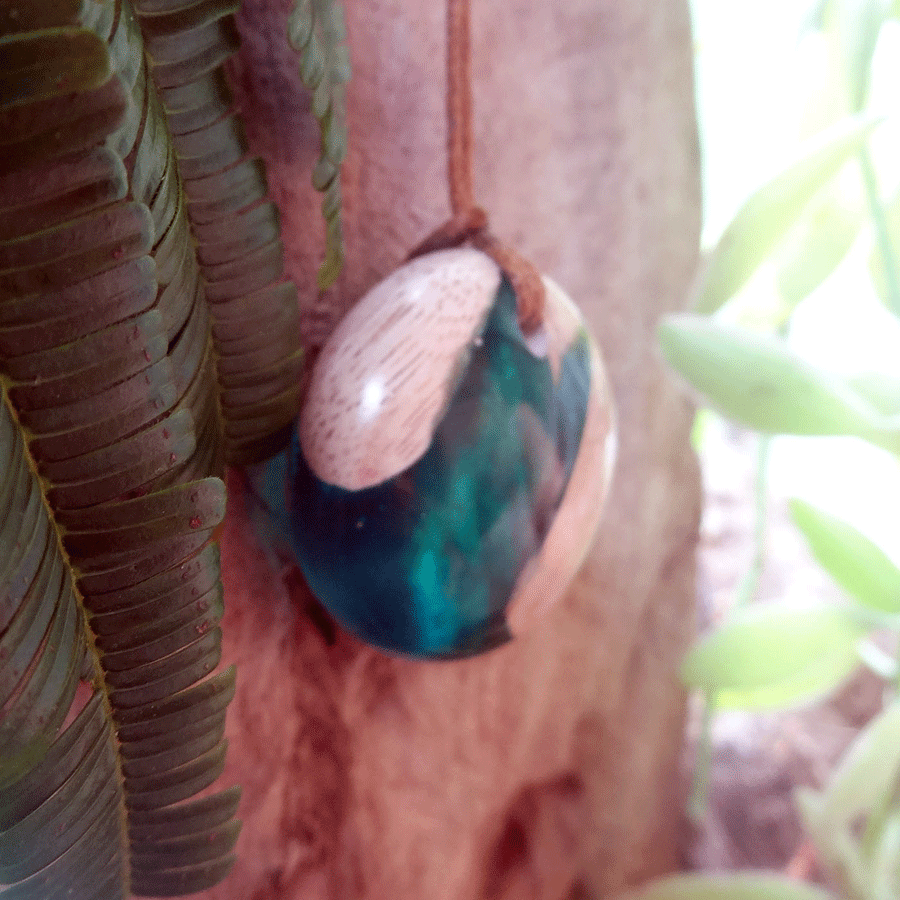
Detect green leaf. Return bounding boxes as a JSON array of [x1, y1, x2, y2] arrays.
[[0, 27, 113, 108], [870, 188, 900, 315], [872, 816, 900, 900], [682, 603, 866, 709], [818, 700, 900, 825], [0, 396, 122, 900], [658, 315, 900, 454], [793, 21, 848, 139], [860, 147, 900, 318], [829, 0, 892, 112], [773, 173, 865, 307], [0, 426, 83, 787], [612, 872, 836, 900], [849, 371, 900, 416], [790, 499, 900, 612], [694, 114, 882, 313], [690, 408, 712, 452]]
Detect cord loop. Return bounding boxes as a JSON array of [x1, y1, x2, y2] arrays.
[[410, 0, 546, 333]]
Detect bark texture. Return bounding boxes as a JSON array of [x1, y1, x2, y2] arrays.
[[208, 2, 702, 898]]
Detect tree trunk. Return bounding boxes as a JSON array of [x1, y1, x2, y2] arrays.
[[209, 1, 702, 898]]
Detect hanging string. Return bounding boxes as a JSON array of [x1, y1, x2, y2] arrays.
[[447, 0, 473, 214], [408, 0, 546, 333]]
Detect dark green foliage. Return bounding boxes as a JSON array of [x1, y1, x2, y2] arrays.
[[134, 0, 304, 466], [0, 398, 86, 791], [0, 0, 307, 894], [288, 0, 350, 290]]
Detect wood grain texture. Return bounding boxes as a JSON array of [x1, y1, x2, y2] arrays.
[[213, 1, 702, 898], [299, 248, 501, 490]]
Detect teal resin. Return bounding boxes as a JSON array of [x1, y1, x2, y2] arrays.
[[252, 279, 592, 659]]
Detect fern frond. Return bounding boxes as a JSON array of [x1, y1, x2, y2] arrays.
[[0, 0, 251, 896], [134, 0, 305, 465], [0, 398, 86, 792], [0, 692, 126, 899], [288, 0, 350, 291]]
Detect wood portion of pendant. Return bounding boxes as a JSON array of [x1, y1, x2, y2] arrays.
[[285, 250, 616, 658], [504, 276, 616, 636], [299, 248, 502, 490]]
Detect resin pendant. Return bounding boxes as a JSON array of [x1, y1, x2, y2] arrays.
[[252, 249, 615, 659]]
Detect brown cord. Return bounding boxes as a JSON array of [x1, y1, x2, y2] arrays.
[[472, 231, 545, 333], [447, 0, 474, 216], [406, 206, 487, 260], [408, 0, 546, 333]]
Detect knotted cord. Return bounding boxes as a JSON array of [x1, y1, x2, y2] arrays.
[[408, 0, 546, 333]]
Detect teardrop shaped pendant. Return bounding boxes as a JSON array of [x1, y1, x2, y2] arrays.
[[283, 248, 615, 658]]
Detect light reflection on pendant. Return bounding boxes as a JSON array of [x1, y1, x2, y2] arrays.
[[250, 249, 616, 659]]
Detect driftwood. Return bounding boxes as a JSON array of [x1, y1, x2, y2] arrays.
[[208, 1, 702, 897]]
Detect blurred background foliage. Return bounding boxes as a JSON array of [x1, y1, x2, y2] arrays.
[[615, 1, 900, 899]]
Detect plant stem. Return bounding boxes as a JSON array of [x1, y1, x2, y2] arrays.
[[688, 691, 716, 824], [859, 145, 900, 318], [895, 631, 900, 693], [689, 433, 772, 822], [734, 435, 772, 611]]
